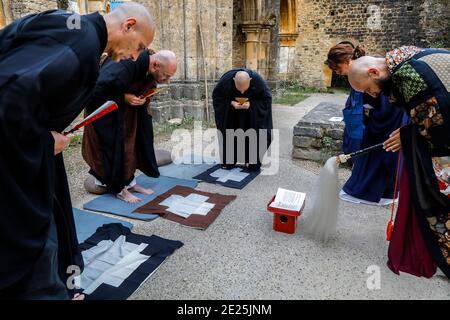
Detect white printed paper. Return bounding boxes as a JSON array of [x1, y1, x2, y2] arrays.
[[270, 188, 306, 212], [160, 194, 214, 218], [194, 202, 215, 216]]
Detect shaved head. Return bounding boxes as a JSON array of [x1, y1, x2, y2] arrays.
[[108, 2, 155, 36], [348, 56, 391, 98], [150, 50, 178, 83], [153, 50, 177, 70], [233, 71, 252, 94], [103, 2, 156, 61]]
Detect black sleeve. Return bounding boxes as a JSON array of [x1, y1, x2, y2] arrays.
[[250, 74, 273, 129], [0, 60, 58, 288], [213, 79, 233, 130], [93, 60, 137, 103], [0, 40, 90, 287]]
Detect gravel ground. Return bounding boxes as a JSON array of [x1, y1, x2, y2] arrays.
[[64, 93, 449, 300]]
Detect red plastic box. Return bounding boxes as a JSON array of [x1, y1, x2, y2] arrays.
[[267, 196, 305, 234]]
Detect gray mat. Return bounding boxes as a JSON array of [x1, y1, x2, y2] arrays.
[[83, 175, 198, 221], [73, 208, 133, 243]]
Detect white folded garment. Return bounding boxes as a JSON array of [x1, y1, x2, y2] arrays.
[[339, 190, 397, 207]]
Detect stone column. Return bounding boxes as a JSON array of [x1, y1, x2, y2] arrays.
[[77, 0, 88, 14], [242, 24, 260, 71], [0, 0, 14, 27], [242, 23, 272, 79], [0, 0, 5, 28], [258, 27, 271, 79]]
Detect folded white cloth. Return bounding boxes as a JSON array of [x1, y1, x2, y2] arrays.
[[94, 177, 136, 189], [339, 190, 398, 207]]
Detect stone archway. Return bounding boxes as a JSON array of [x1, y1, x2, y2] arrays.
[[280, 0, 296, 35]]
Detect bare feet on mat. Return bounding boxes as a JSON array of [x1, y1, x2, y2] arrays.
[[117, 188, 141, 203], [73, 293, 85, 300], [130, 184, 154, 195]]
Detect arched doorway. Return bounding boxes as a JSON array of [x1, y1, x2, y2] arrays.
[[278, 0, 298, 75]]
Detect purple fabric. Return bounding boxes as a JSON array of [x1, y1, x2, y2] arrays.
[[387, 166, 437, 278]]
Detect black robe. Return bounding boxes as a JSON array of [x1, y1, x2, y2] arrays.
[[82, 50, 159, 194], [391, 49, 450, 278], [0, 10, 107, 293], [212, 69, 273, 167]]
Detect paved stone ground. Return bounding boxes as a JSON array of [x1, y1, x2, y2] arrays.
[[68, 93, 450, 300]]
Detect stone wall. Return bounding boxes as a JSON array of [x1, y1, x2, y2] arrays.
[[136, 0, 233, 121], [292, 102, 345, 162], [292, 0, 450, 87], [151, 83, 215, 122], [2, 0, 448, 89], [137, 0, 233, 83], [418, 0, 450, 47], [8, 0, 57, 19], [232, 0, 246, 69]]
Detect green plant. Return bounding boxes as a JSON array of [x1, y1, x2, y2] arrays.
[[273, 82, 337, 106], [430, 41, 447, 49], [321, 136, 333, 149], [153, 116, 216, 143], [320, 136, 334, 164], [69, 134, 83, 147]]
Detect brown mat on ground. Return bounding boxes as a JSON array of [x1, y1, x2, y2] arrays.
[[134, 186, 236, 230]]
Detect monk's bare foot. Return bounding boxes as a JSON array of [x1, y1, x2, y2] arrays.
[[72, 293, 85, 300], [117, 188, 141, 203], [130, 184, 154, 195]]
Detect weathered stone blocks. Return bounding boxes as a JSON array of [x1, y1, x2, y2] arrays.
[[292, 102, 345, 162]]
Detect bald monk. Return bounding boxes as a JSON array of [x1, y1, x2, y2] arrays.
[[83, 50, 177, 203], [213, 69, 273, 171], [348, 47, 450, 279], [0, 3, 155, 299]]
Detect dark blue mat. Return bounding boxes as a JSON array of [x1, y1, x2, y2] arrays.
[[73, 208, 133, 244], [78, 224, 183, 300], [159, 154, 217, 180], [83, 175, 198, 221], [193, 164, 260, 189]]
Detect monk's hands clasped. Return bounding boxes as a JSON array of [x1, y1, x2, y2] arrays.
[[241, 101, 250, 109], [51, 131, 71, 155], [231, 101, 250, 110], [125, 93, 146, 106], [383, 128, 402, 152]]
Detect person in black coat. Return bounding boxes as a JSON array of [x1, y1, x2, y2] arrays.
[[0, 3, 155, 299]]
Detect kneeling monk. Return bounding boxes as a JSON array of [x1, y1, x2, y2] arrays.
[[83, 49, 177, 203]]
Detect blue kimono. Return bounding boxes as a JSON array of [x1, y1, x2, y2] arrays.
[[343, 94, 409, 202], [342, 89, 365, 154]]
